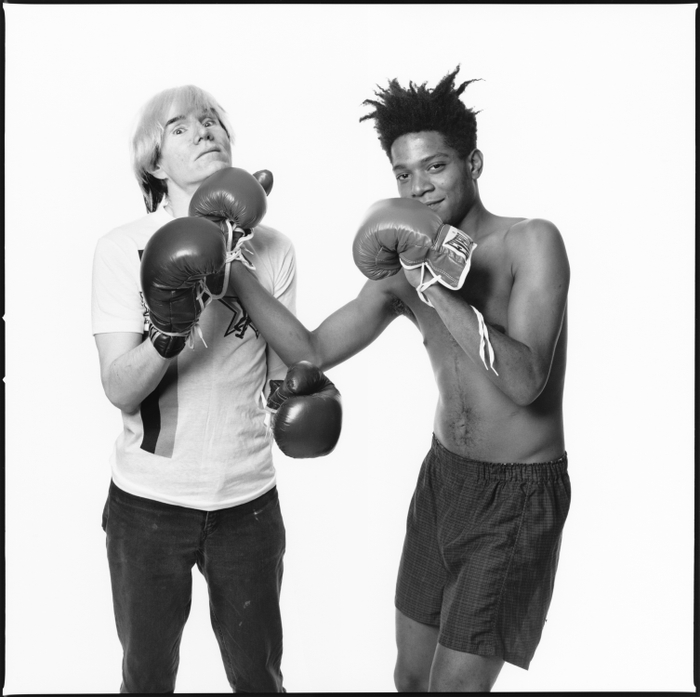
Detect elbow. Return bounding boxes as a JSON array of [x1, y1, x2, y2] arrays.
[[106, 392, 140, 415], [511, 389, 541, 408], [306, 333, 332, 372], [101, 381, 141, 415], [508, 371, 548, 407]]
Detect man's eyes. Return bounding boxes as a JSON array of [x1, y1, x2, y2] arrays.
[[396, 164, 444, 181], [170, 118, 218, 135]]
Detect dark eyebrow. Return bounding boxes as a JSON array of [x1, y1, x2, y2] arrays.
[[164, 115, 187, 130], [392, 152, 452, 172]]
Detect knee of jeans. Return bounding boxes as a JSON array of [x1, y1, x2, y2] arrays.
[[122, 652, 179, 693]]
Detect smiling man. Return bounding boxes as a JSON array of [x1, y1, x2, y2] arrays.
[[91, 85, 297, 693], [227, 66, 572, 692]]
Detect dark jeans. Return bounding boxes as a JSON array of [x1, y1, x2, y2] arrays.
[[102, 481, 286, 693]]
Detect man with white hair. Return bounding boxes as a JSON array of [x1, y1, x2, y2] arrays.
[[91, 85, 296, 693]]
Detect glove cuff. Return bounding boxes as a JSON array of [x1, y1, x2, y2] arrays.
[[148, 324, 187, 358]]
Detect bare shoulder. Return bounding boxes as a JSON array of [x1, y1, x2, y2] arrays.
[[505, 217, 566, 248], [504, 218, 568, 268]]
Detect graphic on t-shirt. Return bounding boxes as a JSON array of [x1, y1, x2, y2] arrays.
[[140, 360, 179, 457], [217, 295, 260, 340], [137, 294, 259, 458]]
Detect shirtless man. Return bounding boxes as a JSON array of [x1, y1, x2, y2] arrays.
[[227, 66, 571, 692]]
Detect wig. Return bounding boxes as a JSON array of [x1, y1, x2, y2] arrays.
[[360, 66, 481, 160], [131, 85, 234, 212]]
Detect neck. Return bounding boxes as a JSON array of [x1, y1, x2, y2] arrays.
[[162, 186, 194, 218], [456, 199, 492, 242]]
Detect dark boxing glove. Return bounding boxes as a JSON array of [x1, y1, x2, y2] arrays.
[[189, 166, 269, 231], [140, 216, 227, 358], [253, 169, 274, 196], [352, 198, 477, 305], [267, 361, 343, 459], [189, 167, 272, 295]]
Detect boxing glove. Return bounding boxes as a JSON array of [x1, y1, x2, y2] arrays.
[[352, 198, 477, 304], [253, 169, 274, 196], [189, 167, 271, 295], [140, 216, 227, 358], [188, 166, 268, 232], [267, 361, 343, 459]]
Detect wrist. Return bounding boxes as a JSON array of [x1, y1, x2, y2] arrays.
[[412, 267, 441, 307], [148, 324, 186, 359]]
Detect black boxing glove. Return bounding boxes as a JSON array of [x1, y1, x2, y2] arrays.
[[267, 362, 343, 458], [140, 216, 227, 358], [189, 166, 272, 295]]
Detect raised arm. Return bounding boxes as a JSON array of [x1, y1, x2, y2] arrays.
[[418, 219, 570, 406], [229, 263, 399, 371]]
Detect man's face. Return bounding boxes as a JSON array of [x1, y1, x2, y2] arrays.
[[390, 131, 476, 227], [151, 102, 232, 195]]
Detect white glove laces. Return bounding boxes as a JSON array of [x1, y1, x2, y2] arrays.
[[471, 306, 498, 375], [205, 220, 256, 302], [415, 265, 441, 307]]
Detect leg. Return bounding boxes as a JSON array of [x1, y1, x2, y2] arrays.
[[430, 644, 504, 692], [103, 482, 200, 693], [199, 487, 286, 693], [394, 609, 439, 692]]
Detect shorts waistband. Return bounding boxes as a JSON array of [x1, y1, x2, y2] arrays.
[[430, 434, 568, 482]]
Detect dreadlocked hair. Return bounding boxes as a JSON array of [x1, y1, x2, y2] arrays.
[[360, 66, 481, 160]]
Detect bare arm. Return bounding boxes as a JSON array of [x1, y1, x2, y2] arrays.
[[417, 219, 570, 406], [229, 263, 399, 371], [94, 332, 174, 414]]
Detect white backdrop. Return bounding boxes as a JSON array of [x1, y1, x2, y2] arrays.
[[5, 4, 696, 694]]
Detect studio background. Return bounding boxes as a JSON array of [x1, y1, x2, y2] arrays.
[[5, 4, 695, 693]]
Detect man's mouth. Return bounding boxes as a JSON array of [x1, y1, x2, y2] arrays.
[[197, 148, 220, 159]]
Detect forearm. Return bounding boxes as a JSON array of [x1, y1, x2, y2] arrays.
[[424, 286, 548, 406], [229, 264, 323, 366], [99, 335, 173, 414]]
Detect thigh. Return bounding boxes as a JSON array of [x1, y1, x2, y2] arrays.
[[439, 460, 571, 670], [104, 482, 201, 691], [200, 487, 286, 692], [395, 451, 446, 627]]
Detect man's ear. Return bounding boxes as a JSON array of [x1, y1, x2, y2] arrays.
[[468, 149, 484, 179], [148, 163, 168, 181]]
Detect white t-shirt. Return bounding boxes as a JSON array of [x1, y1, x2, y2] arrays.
[[92, 206, 296, 510]]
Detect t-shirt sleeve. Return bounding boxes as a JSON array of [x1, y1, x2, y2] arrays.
[[91, 234, 147, 335]]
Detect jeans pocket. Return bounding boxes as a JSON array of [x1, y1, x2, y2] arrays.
[[252, 487, 279, 517]]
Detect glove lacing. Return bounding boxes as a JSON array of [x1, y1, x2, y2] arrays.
[[415, 264, 442, 307], [205, 219, 256, 303], [471, 306, 499, 375]]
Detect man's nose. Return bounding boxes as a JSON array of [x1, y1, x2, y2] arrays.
[[194, 123, 212, 141], [411, 174, 432, 197]]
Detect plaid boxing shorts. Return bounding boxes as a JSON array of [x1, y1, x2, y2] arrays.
[[395, 435, 571, 670]]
